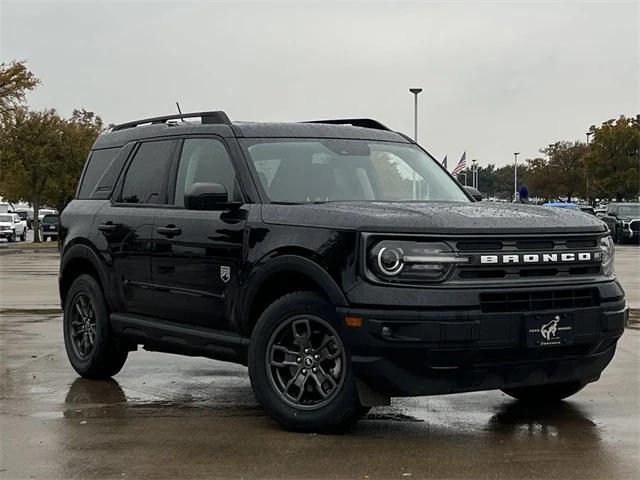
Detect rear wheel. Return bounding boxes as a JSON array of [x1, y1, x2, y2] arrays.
[[20, 229, 26, 241], [502, 381, 586, 403], [63, 274, 128, 379], [248, 291, 366, 432]]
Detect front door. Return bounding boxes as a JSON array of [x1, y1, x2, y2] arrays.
[[150, 137, 247, 329]]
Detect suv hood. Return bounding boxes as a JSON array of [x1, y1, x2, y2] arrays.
[[261, 201, 607, 235]]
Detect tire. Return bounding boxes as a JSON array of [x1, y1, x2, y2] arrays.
[[20, 229, 26, 241], [502, 381, 587, 403], [63, 274, 128, 379], [248, 291, 365, 433], [7, 232, 15, 243]]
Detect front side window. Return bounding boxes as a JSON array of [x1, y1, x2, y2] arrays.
[[174, 138, 240, 206], [120, 140, 175, 204], [241, 139, 469, 203]]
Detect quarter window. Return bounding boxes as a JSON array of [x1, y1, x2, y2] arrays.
[[120, 140, 175, 204], [174, 138, 240, 206]]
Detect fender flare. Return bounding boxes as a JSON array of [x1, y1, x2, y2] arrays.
[[238, 254, 349, 329], [59, 243, 109, 302]]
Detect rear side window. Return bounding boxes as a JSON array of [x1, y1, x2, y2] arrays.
[[119, 140, 176, 204], [77, 148, 123, 199]]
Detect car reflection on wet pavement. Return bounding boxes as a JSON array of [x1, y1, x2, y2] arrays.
[[1, 252, 639, 479]]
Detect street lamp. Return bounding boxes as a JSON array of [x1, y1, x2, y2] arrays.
[[513, 152, 520, 201], [586, 132, 593, 145], [409, 88, 423, 199]]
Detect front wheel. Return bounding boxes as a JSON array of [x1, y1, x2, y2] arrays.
[[248, 291, 366, 433], [502, 381, 587, 403], [63, 274, 128, 379]]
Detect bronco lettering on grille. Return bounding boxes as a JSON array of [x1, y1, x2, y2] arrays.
[[479, 252, 593, 264]]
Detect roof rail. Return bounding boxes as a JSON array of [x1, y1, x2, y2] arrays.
[[111, 111, 231, 132], [304, 118, 391, 131]]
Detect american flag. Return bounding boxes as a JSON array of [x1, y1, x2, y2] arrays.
[[451, 152, 466, 176]]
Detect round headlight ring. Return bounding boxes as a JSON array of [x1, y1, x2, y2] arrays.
[[377, 247, 404, 276]]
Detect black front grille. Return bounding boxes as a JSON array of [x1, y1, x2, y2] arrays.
[[453, 235, 602, 282], [480, 288, 599, 313]]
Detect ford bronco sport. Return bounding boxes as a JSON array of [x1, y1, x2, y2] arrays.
[[59, 111, 627, 432]]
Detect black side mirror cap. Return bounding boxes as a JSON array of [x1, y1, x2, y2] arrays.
[[184, 182, 229, 210], [464, 186, 483, 202]]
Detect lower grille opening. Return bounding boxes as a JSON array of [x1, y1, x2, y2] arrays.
[[480, 289, 599, 313]]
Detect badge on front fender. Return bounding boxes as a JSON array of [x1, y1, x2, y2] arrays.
[[220, 265, 231, 283]]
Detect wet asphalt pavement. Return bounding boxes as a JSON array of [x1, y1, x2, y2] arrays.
[[1, 248, 639, 479]]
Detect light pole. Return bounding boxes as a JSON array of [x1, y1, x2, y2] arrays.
[[471, 159, 478, 189], [513, 152, 520, 201], [409, 88, 422, 141], [409, 88, 422, 199]]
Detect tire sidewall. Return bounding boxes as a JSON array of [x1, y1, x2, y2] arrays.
[[248, 292, 360, 432], [63, 274, 110, 375]]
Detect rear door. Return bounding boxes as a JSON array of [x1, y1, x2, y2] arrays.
[[92, 139, 178, 316], [150, 136, 248, 329]]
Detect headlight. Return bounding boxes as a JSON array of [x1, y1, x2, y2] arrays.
[[600, 235, 615, 277], [369, 240, 470, 283]]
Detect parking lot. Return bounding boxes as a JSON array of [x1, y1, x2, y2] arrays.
[[1, 246, 638, 479]]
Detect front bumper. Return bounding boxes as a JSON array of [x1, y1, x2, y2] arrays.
[[338, 282, 627, 397], [0, 229, 14, 238]]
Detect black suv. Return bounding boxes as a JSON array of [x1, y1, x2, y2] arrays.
[[600, 202, 640, 243], [59, 111, 627, 432]]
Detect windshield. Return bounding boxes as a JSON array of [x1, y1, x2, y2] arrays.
[[241, 139, 470, 203], [0, 215, 13, 222], [619, 205, 640, 217], [41, 215, 59, 224]]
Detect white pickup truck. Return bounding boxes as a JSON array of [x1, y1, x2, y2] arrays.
[[0, 213, 28, 242]]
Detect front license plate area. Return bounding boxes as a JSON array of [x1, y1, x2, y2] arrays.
[[525, 313, 574, 348]]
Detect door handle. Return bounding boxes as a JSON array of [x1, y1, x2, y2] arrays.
[[98, 222, 117, 233], [157, 225, 181, 237]]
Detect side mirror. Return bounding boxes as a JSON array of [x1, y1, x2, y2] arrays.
[[464, 186, 483, 202], [185, 182, 228, 210]]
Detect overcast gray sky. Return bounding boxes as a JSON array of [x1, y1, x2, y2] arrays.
[[2, 0, 638, 166]]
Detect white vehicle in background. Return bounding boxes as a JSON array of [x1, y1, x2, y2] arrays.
[[0, 213, 28, 242], [37, 209, 57, 223]]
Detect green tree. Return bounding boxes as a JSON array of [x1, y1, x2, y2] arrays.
[[0, 61, 40, 121], [0, 108, 103, 241], [541, 141, 588, 202], [44, 109, 104, 212], [585, 115, 640, 201]]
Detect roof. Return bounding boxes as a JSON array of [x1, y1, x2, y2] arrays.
[[232, 122, 409, 142], [93, 112, 411, 149]]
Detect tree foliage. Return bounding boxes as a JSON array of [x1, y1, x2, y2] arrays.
[[585, 115, 640, 201], [0, 61, 40, 121], [0, 107, 103, 241]]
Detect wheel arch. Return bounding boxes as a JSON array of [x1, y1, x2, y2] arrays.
[[59, 243, 109, 308], [238, 254, 348, 335]]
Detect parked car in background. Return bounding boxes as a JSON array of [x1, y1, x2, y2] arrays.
[[14, 210, 30, 228], [39, 214, 59, 241], [600, 202, 640, 243], [595, 207, 608, 218], [578, 205, 596, 216], [38, 209, 57, 223], [0, 213, 28, 242]]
